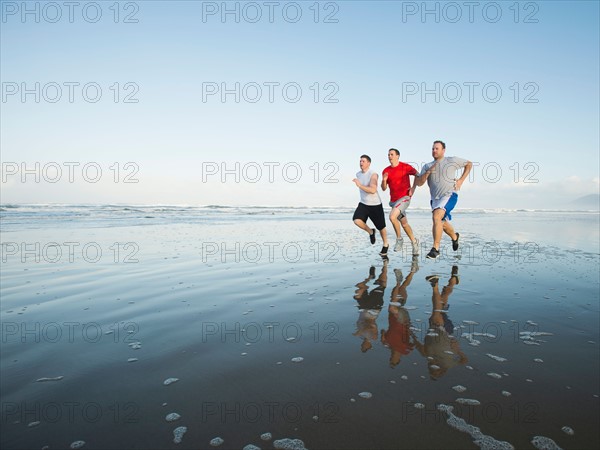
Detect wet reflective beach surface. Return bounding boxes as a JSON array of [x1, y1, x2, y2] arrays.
[[1, 207, 599, 449]]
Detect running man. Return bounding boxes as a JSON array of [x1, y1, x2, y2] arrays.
[[414, 140, 472, 260], [381, 148, 420, 255], [353, 154, 390, 255]]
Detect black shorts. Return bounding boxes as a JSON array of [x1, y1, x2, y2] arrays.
[[353, 202, 386, 230]]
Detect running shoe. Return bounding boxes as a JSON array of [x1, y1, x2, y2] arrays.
[[452, 233, 460, 251], [411, 238, 420, 256], [426, 247, 440, 260], [425, 274, 440, 287], [370, 229, 376, 245], [380, 245, 389, 256], [394, 238, 403, 252]]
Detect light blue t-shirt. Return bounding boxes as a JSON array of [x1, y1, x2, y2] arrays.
[[419, 156, 468, 200]]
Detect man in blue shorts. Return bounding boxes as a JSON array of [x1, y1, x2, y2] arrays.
[[415, 140, 472, 260], [353, 154, 390, 255]]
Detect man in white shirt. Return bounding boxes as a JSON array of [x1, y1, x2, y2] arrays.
[[415, 141, 472, 260], [352, 154, 390, 255]]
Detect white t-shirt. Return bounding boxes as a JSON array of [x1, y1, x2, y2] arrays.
[[356, 170, 382, 206]]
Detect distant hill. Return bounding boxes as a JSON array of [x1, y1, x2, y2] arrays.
[[572, 194, 600, 210]]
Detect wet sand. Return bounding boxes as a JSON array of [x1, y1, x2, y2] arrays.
[[1, 208, 599, 449]]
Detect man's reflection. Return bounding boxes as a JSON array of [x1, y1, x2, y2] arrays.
[[380, 256, 419, 367], [353, 260, 387, 353], [415, 265, 468, 379]]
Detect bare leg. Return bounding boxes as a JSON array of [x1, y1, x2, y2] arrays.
[[354, 219, 373, 235], [442, 220, 458, 240], [400, 216, 416, 242], [379, 228, 389, 247], [432, 208, 445, 250], [389, 208, 402, 239]]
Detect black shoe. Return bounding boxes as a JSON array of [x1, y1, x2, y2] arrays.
[[452, 233, 460, 251], [425, 275, 440, 287], [370, 229, 376, 245], [426, 247, 440, 260], [380, 245, 389, 255], [450, 265, 460, 284]]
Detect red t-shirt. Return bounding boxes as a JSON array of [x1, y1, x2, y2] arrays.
[[383, 163, 418, 202], [384, 315, 414, 355]]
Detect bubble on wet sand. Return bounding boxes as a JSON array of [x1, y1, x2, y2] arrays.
[[166, 413, 181, 422], [291, 357, 304, 363], [533, 358, 544, 363], [358, 392, 372, 399], [127, 358, 138, 363], [487, 372, 502, 379], [243, 445, 261, 450], [401, 375, 408, 380], [561, 426, 574, 436], [430, 364, 441, 370], [437, 403, 514, 450], [36, 376, 64, 382], [452, 385, 467, 393], [70, 441, 86, 449], [28, 421, 40, 427], [173, 426, 187, 444], [501, 391, 512, 397], [312, 415, 319, 421], [456, 398, 481, 406], [465, 366, 473, 370], [531, 436, 562, 450], [241, 353, 248, 356], [462, 333, 481, 346], [486, 354, 507, 362], [463, 320, 479, 325], [273, 438, 307, 450], [260, 433, 272, 441], [414, 403, 425, 409], [163, 378, 179, 386], [210, 437, 224, 446]]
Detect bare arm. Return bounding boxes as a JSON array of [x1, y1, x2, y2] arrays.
[[353, 173, 378, 194], [381, 171, 388, 191], [414, 161, 437, 187], [454, 161, 473, 191]]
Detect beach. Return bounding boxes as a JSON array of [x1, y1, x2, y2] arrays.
[[1, 205, 599, 450]]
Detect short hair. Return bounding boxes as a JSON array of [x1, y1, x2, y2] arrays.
[[388, 148, 400, 156], [360, 154, 371, 163], [433, 140, 446, 149]]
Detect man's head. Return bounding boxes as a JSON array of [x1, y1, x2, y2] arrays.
[[359, 154, 371, 171], [388, 148, 400, 165], [432, 140, 446, 160]]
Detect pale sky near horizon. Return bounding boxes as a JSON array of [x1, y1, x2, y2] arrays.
[[1, 1, 598, 209]]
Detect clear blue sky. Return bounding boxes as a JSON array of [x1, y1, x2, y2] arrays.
[[1, 1, 598, 208]]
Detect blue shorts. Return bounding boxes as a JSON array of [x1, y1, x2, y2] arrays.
[[430, 193, 458, 221]]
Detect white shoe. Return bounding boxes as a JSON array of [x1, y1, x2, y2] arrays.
[[411, 238, 420, 256], [394, 238, 403, 252], [394, 268, 403, 284]]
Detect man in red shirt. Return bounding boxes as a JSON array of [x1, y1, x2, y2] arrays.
[[381, 148, 420, 255]]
